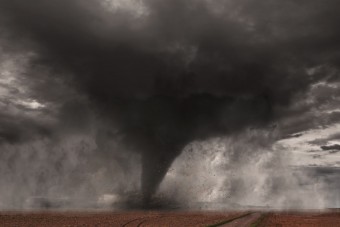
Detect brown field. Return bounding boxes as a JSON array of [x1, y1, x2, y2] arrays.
[[0, 210, 339, 226], [258, 211, 340, 227]]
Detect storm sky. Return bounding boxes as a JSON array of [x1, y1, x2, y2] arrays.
[[0, 0, 340, 208]]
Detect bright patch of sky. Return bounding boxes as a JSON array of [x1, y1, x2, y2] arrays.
[[277, 123, 340, 167], [100, 0, 149, 17], [15, 100, 45, 109], [0, 52, 45, 112]]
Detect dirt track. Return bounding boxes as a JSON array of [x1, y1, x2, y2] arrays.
[[0, 210, 339, 226], [220, 212, 263, 226]]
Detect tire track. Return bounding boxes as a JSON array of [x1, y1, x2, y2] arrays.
[[121, 212, 253, 227], [207, 212, 255, 227], [219, 212, 263, 227], [250, 213, 267, 227], [134, 214, 174, 227], [122, 214, 167, 227], [122, 217, 146, 227]]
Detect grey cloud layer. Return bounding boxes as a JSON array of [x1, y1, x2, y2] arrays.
[[1, 0, 335, 100], [1, 0, 340, 201]]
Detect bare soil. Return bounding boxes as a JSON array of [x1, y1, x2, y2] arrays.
[[0, 210, 339, 226], [0, 211, 247, 227], [220, 212, 262, 226], [258, 211, 340, 227]]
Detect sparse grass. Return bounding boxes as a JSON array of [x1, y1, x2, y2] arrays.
[[250, 213, 267, 227], [206, 212, 253, 227]]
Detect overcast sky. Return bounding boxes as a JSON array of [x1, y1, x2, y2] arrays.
[[0, 0, 340, 208]]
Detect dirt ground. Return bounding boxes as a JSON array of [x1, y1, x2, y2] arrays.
[[0, 210, 339, 226], [0, 211, 247, 227], [258, 211, 340, 227]]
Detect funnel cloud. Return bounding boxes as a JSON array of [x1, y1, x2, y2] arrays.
[[0, 0, 340, 208]]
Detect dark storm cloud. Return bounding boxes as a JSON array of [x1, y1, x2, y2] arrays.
[[0, 0, 324, 101], [0, 112, 51, 144], [1, 0, 340, 201], [321, 144, 340, 151]]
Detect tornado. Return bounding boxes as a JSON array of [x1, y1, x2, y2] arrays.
[[1, 0, 340, 205], [108, 94, 271, 202]]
